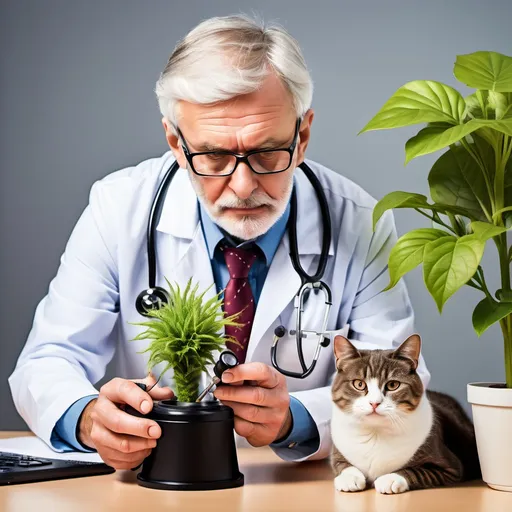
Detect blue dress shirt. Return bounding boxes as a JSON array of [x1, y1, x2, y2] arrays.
[[52, 199, 320, 457]]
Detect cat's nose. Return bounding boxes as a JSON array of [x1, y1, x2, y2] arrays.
[[370, 402, 381, 411]]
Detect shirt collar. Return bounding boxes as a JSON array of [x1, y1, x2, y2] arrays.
[[199, 200, 290, 265]]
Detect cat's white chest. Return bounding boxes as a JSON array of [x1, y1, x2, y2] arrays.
[[331, 399, 433, 482]]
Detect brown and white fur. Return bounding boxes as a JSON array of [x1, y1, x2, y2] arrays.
[[330, 335, 480, 494]]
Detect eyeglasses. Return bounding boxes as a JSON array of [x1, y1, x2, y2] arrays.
[[177, 119, 301, 177]]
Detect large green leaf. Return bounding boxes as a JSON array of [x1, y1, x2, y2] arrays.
[[472, 297, 512, 336], [405, 118, 512, 163], [386, 228, 451, 290], [372, 191, 469, 229], [423, 234, 485, 312], [428, 146, 492, 221], [478, 118, 512, 137], [405, 121, 478, 163], [454, 51, 512, 92], [373, 192, 431, 230], [360, 81, 466, 133]]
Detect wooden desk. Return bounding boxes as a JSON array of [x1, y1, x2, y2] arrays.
[[1, 432, 511, 512]]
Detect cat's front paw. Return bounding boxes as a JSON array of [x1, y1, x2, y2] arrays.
[[334, 466, 366, 492], [374, 473, 409, 494]]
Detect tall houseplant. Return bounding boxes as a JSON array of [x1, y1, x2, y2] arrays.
[[128, 278, 244, 491], [360, 50, 512, 491]]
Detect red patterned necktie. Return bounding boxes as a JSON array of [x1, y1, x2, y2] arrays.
[[221, 245, 258, 363]]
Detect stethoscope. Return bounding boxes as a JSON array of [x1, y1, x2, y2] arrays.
[[135, 160, 333, 380]]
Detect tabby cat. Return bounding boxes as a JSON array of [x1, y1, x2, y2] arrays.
[[330, 334, 481, 494]]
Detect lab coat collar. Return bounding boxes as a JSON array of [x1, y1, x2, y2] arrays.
[[156, 161, 335, 257], [156, 166, 199, 239]]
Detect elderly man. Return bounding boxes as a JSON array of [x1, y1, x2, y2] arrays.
[[9, 15, 429, 470]]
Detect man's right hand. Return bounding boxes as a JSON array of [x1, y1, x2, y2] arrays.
[[78, 374, 174, 469]]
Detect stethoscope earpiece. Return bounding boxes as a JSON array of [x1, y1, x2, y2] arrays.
[[135, 287, 170, 316]]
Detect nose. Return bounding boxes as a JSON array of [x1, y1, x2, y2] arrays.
[[228, 162, 258, 200], [370, 402, 381, 411]]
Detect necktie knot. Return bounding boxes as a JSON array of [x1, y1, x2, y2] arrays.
[[222, 246, 258, 279]]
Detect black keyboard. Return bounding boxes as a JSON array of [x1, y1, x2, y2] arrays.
[[0, 451, 115, 485]]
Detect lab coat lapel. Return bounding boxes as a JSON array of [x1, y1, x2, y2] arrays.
[[156, 167, 217, 309]]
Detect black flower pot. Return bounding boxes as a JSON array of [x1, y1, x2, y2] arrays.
[[131, 398, 243, 491]]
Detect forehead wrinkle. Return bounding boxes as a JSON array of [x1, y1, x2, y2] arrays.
[[188, 119, 294, 153]]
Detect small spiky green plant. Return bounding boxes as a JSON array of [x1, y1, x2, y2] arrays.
[[131, 278, 242, 402]]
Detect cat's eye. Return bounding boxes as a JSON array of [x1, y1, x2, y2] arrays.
[[352, 379, 367, 391], [386, 380, 401, 391]]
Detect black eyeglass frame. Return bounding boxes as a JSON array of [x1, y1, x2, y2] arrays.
[[177, 118, 301, 177]]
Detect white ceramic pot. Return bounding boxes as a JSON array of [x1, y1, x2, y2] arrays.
[[467, 382, 512, 492]]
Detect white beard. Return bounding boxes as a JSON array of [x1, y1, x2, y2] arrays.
[[189, 171, 293, 241]]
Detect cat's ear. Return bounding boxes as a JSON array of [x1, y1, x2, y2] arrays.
[[333, 335, 361, 369], [393, 334, 421, 370]]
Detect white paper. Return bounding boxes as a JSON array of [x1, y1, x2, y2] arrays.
[[0, 436, 102, 463]]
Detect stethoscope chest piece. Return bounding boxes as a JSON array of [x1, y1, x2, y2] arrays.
[[135, 287, 170, 316]]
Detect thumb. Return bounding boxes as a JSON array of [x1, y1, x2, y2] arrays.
[[142, 372, 174, 400]]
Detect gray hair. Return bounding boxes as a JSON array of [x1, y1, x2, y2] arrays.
[[155, 14, 313, 131]]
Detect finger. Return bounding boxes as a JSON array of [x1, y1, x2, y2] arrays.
[[233, 416, 257, 440], [104, 457, 147, 471], [101, 377, 154, 415], [138, 373, 175, 401], [221, 400, 275, 425], [100, 447, 151, 465], [91, 422, 158, 453], [214, 384, 277, 407], [94, 397, 161, 439], [221, 362, 281, 389], [100, 446, 152, 464]]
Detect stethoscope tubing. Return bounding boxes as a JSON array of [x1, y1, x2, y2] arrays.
[[139, 159, 332, 379]]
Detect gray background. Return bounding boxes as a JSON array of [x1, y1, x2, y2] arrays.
[[1, 0, 511, 430]]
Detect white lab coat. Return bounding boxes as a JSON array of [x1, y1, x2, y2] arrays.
[[9, 151, 430, 462]]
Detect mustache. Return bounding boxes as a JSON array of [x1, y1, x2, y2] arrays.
[[216, 193, 276, 210]]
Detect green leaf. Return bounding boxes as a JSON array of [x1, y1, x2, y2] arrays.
[[470, 221, 509, 240], [360, 81, 466, 133], [373, 192, 431, 229], [428, 146, 492, 221], [423, 234, 485, 312], [454, 51, 512, 92], [405, 121, 478, 163], [472, 297, 512, 336], [405, 118, 512, 163], [386, 228, 451, 290], [372, 191, 471, 230], [477, 118, 512, 137]]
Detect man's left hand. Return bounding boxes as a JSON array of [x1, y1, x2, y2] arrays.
[[213, 362, 292, 447]]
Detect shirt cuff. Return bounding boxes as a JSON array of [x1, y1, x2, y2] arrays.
[[51, 395, 98, 452], [270, 396, 320, 458]]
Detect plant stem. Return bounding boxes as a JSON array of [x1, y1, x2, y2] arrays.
[[494, 134, 506, 213], [500, 315, 512, 388], [414, 208, 458, 235], [471, 266, 493, 300], [496, 225, 512, 387]]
